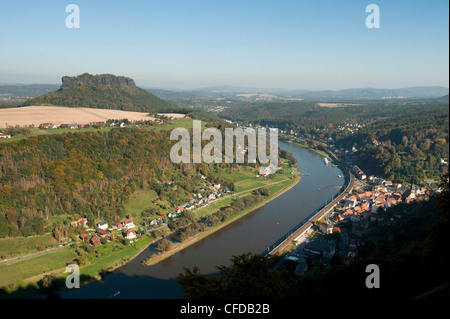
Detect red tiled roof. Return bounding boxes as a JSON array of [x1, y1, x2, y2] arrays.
[[96, 228, 108, 235], [90, 237, 101, 244], [125, 230, 137, 238], [80, 233, 88, 240], [71, 217, 87, 226]]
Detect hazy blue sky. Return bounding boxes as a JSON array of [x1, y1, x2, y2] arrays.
[[0, 0, 448, 90]]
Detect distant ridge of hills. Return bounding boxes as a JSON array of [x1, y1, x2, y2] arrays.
[[182, 85, 449, 99], [20, 73, 179, 113], [2, 81, 448, 108], [297, 86, 450, 99]]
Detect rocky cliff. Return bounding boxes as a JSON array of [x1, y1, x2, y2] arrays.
[[60, 73, 136, 90]]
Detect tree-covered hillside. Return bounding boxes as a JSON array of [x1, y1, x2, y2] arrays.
[[21, 84, 179, 113], [220, 99, 449, 184], [0, 127, 240, 238], [20, 73, 180, 113]]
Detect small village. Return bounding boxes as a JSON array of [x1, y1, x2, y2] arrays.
[[281, 164, 442, 277], [68, 175, 234, 249]]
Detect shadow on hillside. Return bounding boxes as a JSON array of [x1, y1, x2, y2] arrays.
[[0, 271, 184, 299]]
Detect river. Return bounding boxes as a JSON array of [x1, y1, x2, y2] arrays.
[[61, 140, 344, 299]]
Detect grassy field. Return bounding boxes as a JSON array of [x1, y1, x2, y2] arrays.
[[0, 117, 203, 143], [123, 189, 160, 220], [75, 235, 154, 280], [0, 126, 114, 143], [0, 247, 77, 289], [152, 118, 207, 132], [0, 234, 155, 295], [0, 234, 59, 259]]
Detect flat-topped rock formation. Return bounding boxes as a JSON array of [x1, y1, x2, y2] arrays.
[[60, 73, 136, 90]]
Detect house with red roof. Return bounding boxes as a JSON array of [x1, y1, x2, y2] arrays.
[[356, 192, 365, 199], [124, 229, 137, 240], [361, 201, 370, 211], [112, 222, 123, 230], [96, 228, 109, 237], [393, 193, 402, 200], [79, 233, 89, 241], [90, 236, 101, 246], [71, 217, 88, 227], [344, 209, 353, 216]]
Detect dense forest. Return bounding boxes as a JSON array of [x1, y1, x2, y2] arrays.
[[220, 99, 449, 183], [336, 107, 449, 183], [0, 127, 250, 238]]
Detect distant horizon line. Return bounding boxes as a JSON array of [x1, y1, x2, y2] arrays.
[[0, 82, 448, 92]]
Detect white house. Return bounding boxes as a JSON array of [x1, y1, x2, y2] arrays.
[[97, 220, 108, 230], [124, 229, 136, 240], [122, 218, 135, 229], [168, 211, 177, 218], [150, 217, 164, 226]]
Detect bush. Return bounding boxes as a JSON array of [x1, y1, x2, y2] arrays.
[[155, 238, 173, 252]]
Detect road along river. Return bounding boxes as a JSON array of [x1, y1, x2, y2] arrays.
[[61, 140, 344, 299]]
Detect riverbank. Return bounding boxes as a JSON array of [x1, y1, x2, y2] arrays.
[[55, 174, 300, 297], [143, 175, 300, 266], [0, 173, 299, 299], [53, 139, 347, 299]]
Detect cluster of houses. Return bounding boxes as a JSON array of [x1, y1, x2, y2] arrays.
[[331, 175, 436, 262], [336, 123, 365, 134], [38, 123, 86, 129], [166, 182, 231, 218], [334, 178, 433, 225], [71, 217, 138, 247], [69, 179, 235, 247], [352, 165, 366, 180], [38, 121, 129, 131], [283, 173, 439, 275]]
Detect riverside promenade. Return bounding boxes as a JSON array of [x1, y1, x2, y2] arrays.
[[267, 172, 355, 257]]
